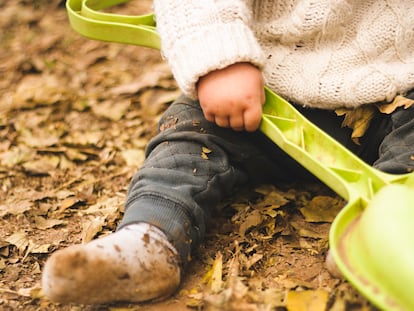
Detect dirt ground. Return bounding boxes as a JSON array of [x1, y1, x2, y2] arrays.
[[0, 1, 379, 310]]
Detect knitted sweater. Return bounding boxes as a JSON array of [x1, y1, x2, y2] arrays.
[[153, 0, 414, 109]]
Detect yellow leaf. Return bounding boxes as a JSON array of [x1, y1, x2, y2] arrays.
[[201, 146, 212, 160], [377, 95, 414, 114], [299, 196, 344, 223], [209, 252, 223, 293], [286, 289, 329, 311], [202, 147, 212, 154], [336, 106, 376, 145]]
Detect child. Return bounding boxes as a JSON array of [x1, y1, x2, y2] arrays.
[[42, 0, 414, 304]]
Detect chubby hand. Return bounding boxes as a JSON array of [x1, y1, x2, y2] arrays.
[[197, 62, 265, 132]]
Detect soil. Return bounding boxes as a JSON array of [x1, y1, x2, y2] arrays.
[[0, 1, 379, 310]]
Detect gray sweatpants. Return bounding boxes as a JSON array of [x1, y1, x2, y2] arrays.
[[119, 94, 414, 266]]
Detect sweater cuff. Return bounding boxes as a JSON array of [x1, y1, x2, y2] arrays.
[[163, 23, 265, 98]]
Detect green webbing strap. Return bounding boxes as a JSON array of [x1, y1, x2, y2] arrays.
[[66, 0, 160, 49]]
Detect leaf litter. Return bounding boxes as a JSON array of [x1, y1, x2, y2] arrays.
[[0, 1, 380, 310]]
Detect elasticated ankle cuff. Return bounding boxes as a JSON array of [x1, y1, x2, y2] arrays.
[[118, 195, 200, 268]]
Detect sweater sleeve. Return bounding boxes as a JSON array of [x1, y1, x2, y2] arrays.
[[153, 0, 265, 99]]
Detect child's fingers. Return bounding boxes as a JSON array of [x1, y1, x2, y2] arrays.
[[243, 107, 262, 132], [229, 114, 245, 131], [214, 115, 230, 128]]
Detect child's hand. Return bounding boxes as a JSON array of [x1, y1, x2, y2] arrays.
[[197, 62, 265, 132]]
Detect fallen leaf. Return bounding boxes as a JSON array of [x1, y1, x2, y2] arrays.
[[139, 88, 181, 117], [110, 62, 172, 95], [239, 209, 263, 236], [0, 146, 35, 167], [286, 289, 329, 311], [210, 252, 223, 293], [17, 285, 43, 299], [202, 147, 212, 154], [0, 258, 6, 271], [5, 232, 29, 253], [12, 74, 68, 108], [34, 216, 66, 230], [377, 95, 414, 114], [299, 196, 343, 223], [260, 288, 286, 308], [0, 200, 32, 217], [121, 149, 145, 167], [64, 148, 89, 161], [244, 253, 263, 270], [18, 129, 61, 148], [81, 216, 106, 243], [58, 196, 84, 212], [22, 156, 60, 175], [335, 105, 376, 144], [91, 99, 131, 121], [27, 241, 51, 254]]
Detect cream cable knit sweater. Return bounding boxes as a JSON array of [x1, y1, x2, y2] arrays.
[[153, 0, 414, 109]]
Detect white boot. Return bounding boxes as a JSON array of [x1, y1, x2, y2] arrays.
[[42, 223, 181, 305]]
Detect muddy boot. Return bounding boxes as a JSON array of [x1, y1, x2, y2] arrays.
[[41, 223, 181, 305]]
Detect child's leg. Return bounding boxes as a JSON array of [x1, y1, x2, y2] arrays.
[[42, 95, 308, 305], [373, 105, 414, 173]]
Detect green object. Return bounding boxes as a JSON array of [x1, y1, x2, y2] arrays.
[[66, 1, 414, 310]]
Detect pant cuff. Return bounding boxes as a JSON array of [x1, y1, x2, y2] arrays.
[[118, 195, 199, 268]]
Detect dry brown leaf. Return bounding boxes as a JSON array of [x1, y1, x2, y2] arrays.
[[64, 148, 89, 161], [34, 216, 66, 230], [256, 192, 290, 211], [19, 132, 60, 149], [22, 156, 60, 175], [336, 105, 376, 145], [260, 289, 286, 308], [81, 216, 106, 243], [139, 88, 181, 117], [59, 196, 84, 212], [110, 63, 172, 95], [91, 99, 131, 121], [286, 289, 329, 311], [290, 221, 329, 239], [27, 241, 51, 255], [0, 200, 32, 217], [299, 195, 343, 223], [5, 232, 29, 254], [12, 74, 68, 108], [16, 285, 44, 300], [201, 146, 213, 160], [244, 253, 263, 270], [0, 146, 35, 167], [210, 252, 223, 293], [377, 95, 414, 114], [239, 209, 263, 236], [121, 149, 146, 167], [0, 258, 6, 271], [202, 147, 212, 154], [64, 130, 104, 148]]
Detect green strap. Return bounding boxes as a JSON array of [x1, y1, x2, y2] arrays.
[[66, 0, 160, 49]]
